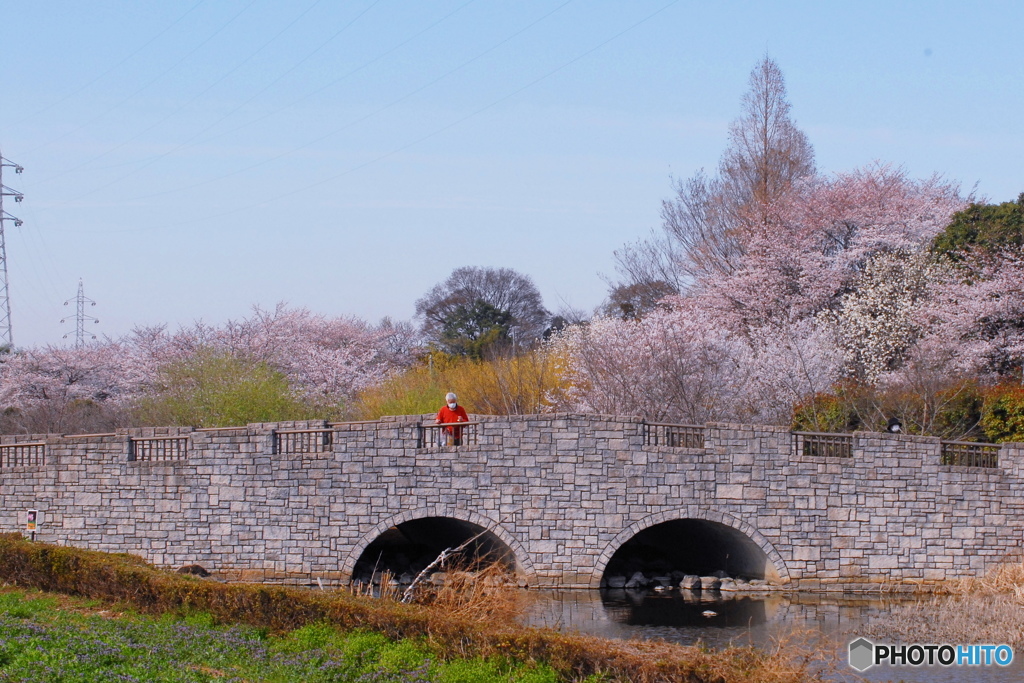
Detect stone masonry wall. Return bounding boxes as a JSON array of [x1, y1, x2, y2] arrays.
[[1, 414, 1022, 588]]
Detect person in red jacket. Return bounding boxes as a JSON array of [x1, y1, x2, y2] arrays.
[[435, 392, 469, 446]]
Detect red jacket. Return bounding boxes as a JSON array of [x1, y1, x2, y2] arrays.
[[435, 404, 469, 433]]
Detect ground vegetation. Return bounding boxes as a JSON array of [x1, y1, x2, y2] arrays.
[[0, 536, 827, 683]]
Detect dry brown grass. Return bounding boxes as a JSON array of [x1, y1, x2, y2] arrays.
[[950, 560, 1024, 599], [864, 593, 1024, 646], [408, 563, 530, 626], [342, 562, 528, 626], [0, 535, 831, 683], [863, 560, 1024, 647]]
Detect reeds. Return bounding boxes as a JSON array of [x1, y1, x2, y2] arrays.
[[407, 563, 529, 626], [951, 560, 1024, 599], [864, 594, 1024, 646], [863, 560, 1024, 647]]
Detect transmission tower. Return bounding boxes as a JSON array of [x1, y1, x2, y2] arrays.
[[0, 149, 24, 350], [61, 279, 99, 349]]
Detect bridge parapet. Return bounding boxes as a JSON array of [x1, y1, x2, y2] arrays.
[[2, 414, 1024, 588]]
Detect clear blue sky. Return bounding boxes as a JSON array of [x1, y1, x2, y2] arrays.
[[1, 0, 1022, 347]]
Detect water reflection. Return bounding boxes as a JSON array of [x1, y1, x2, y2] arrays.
[[601, 588, 768, 629], [520, 589, 1024, 683], [521, 588, 795, 649]]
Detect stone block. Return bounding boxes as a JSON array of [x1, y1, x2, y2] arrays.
[[794, 546, 820, 561], [717, 484, 744, 499], [868, 555, 900, 569]]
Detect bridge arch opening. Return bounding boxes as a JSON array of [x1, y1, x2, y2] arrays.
[[351, 517, 518, 585], [602, 518, 781, 586]]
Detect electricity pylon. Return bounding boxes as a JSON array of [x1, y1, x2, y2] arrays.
[[0, 149, 24, 350], [61, 279, 99, 349]]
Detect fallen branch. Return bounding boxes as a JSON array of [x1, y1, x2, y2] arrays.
[[401, 524, 495, 603]]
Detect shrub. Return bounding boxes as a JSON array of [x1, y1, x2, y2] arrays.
[[791, 390, 860, 433], [133, 349, 329, 427], [982, 383, 1024, 443], [792, 379, 986, 440], [354, 349, 564, 420]]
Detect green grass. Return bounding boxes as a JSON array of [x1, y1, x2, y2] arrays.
[[0, 589, 562, 683], [0, 537, 821, 682]]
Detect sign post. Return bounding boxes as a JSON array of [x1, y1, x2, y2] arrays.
[[26, 509, 38, 541]]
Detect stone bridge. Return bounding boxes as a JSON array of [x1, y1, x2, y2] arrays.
[[1, 414, 1022, 588]]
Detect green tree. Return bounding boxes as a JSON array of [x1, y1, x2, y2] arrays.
[[932, 192, 1024, 259], [981, 383, 1024, 443], [415, 266, 549, 349], [438, 299, 513, 360], [134, 350, 316, 427]]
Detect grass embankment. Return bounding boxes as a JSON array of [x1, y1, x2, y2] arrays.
[[0, 536, 825, 683], [0, 588, 558, 682]]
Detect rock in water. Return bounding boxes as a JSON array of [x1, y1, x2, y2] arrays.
[[624, 571, 649, 589], [700, 576, 722, 590], [679, 574, 701, 590]]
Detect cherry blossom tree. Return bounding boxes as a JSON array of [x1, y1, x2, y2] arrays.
[[0, 343, 134, 433], [0, 305, 419, 433], [824, 251, 943, 382], [550, 307, 841, 426], [917, 252, 1024, 378], [552, 310, 744, 423], [217, 304, 406, 405], [691, 165, 966, 335], [558, 166, 967, 426]]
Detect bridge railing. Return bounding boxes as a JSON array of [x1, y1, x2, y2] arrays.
[[274, 428, 333, 455], [940, 440, 999, 468], [0, 442, 46, 468], [418, 422, 479, 448], [643, 422, 705, 449], [128, 436, 189, 462], [793, 431, 853, 458]]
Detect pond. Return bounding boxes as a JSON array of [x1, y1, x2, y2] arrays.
[[519, 588, 1024, 683]]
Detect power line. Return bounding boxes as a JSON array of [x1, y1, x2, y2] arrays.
[[31, 0, 452, 207], [38, 0, 681, 237], [26, 0, 260, 157], [104, 0, 683, 234], [14, 0, 209, 126], [60, 0, 573, 209], [31, 0, 329, 186], [61, 278, 99, 349], [0, 149, 25, 349]]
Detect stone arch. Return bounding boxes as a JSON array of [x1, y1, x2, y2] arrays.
[[592, 506, 790, 588], [341, 506, 536, 584]]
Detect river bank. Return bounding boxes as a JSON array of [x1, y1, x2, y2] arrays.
[[0, 535, 827, 682]]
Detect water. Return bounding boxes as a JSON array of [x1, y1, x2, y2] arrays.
[[520, 589, 1024, 682]]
